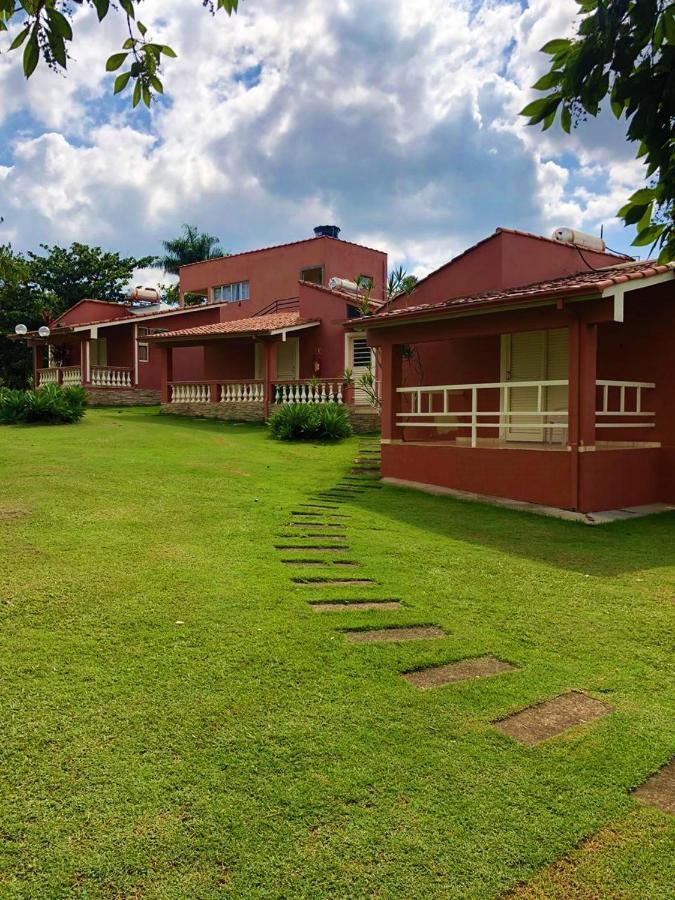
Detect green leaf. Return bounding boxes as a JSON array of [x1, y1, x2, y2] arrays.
[[532, 71, 561, 91], [137, 21, 147, 37], [93, 0, 110, 20], [628, 188, 657, 205], [47, 31, 67, 68], [610, 96, 623, 119], [632, 224, 665, 247], [9, 24, 29, 50], [113, 71, 132, 94], [142, 84, 151, 107], [106, 52, 129, 72], [539, 39, 572, 55], [123, 38, 135, 49], [519, 96, 557, 118], [160, 45, 177, 58], [120, 0, 136, 19], [149, 75, 163, 94], [46, 8, 73, 41], [622, 204, 649, 226], [23, 32, 39, 78], [561, 105, 572, 134], [132, 79, 142, 108]]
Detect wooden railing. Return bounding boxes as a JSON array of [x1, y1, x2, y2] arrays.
[[274, 380, 345, 405], [90, 366, 133, 388], [396, 379, 655, 447]]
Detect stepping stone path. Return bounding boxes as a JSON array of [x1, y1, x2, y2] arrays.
[[311, 600, 402, 613], [633, 758, 675, 814], [403, 656, 517, 690], [494, 691, 612, 746], [293, 577, 376, 586], [344, 626, 445, 643]]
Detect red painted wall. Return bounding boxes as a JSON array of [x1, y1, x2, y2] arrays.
[[54, 300, 132, 326], [391, 229, 630, 311], [180, 236, 387, 316], [578, 450, 662, 511], [296, 283, 359, 379], [382, 443, 574, 509]]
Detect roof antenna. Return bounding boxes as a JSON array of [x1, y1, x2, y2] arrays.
[[600, 224, 604, 240]]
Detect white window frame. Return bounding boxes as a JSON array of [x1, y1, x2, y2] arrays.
[[138, 326, 150, 363], [213, 280, 250, 303]]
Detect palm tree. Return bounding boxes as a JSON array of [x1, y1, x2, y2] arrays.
[[159, 224, 225, 274]]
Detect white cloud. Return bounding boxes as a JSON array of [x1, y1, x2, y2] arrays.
[[0, 0, 644, 276]]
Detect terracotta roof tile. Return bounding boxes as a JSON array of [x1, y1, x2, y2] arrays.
[[148, 311, 319, 340], [357, 261, 674, 327]]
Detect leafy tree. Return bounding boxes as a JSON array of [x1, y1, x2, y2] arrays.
[[26, 242, 156, 316], [0, 245, 46, 388], [521, 0, 675, 262], [0, 1, 240, 108], [159, 224, 225, 275]]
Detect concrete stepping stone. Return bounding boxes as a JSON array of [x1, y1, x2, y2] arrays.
[[293, 577, 376, 586], [275, 545, 349, 551], [633, 758, 675, 814], [311, 600, 401, 612], [494, 690, 612, 746], [402, 655, 517, 690], [344, 625, 445, 643], [299, 502, 340, 509], [291, 511, 350, 518], [288, 522, 346, 528], [281, 559, 359, 567], [282, 533, 350, 539]]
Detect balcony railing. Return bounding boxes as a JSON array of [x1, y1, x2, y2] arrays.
[[396, 379, 655, 447], [274, 380, 345, 405], [168, 379, 349, 405], [37, 366, 82, 387], [90, 366, 133, 388]]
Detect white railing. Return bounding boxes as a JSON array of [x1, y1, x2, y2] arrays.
[[37, 367, 82, 386], [595, 380, 656, 429], [396, 378, 655, 447], [171, 383, 211, 403], [220, 381, 264, 403], [274, 380, 344, 405], [90, 366, 133, 388], [37, 368, 60, 386]]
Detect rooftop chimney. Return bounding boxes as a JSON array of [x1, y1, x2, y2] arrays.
[[314, 225, 341, 239]]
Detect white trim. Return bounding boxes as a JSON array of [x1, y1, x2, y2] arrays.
[[269, 322, 319, 337], [275, 336, 300, 380], [84, 339, 91, 383], [134, 324, 139, 385]]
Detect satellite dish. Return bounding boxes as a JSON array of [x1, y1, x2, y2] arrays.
[[14, 324, 28, 335], [38, 326, 51, 338]]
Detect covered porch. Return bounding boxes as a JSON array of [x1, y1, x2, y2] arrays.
[[148, 312, 363, 423], [366, 267, 675, 514]]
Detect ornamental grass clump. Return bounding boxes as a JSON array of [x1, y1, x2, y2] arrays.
[[0, 384, 88, 425], [269, 402, 352, 442]]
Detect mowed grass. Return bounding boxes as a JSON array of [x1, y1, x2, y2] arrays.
[[1, 407, 674, 899]]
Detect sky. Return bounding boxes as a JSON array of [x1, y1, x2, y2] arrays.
[[0, 0, 647, 288]]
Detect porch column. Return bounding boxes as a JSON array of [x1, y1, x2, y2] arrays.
[[264, 339, 276, 419], [568, 319, 597, 510], [568, 319, 597, 450], [32, 343, 40, 387], [160, 345, 173, 404], [380, 341, 404, 442]]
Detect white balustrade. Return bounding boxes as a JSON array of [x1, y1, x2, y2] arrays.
[[396, 378, 655, 446], [37, 368, 60, 386], [220, 381, 264, 403], [274, 381, 344, 405], [171, 383, 211, 403], [90, 366, 132, 388]]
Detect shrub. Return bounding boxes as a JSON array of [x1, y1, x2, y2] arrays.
[[269, 402, 352, 442], [0, 384, 88, 425]]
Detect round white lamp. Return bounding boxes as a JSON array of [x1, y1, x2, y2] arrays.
[[38, 326, 51, 338], [14, 324, 28, 335]]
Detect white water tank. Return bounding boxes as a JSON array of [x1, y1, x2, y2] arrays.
[[128, 285, 160, 303], [328, 277, 362, 294], [552, 228, 606, 252]]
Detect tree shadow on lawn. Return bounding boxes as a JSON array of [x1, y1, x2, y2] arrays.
[[347, 484, 675, 578]]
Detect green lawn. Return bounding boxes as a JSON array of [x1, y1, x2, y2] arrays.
[[1, 407, 673, 899]]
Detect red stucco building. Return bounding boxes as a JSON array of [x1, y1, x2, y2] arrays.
[[354, 229, 675, 516], [18, 228, 386, 427]]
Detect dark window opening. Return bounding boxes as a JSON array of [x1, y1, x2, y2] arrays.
[[347, 304, 362, 319], [300, 266, 324, 286]]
